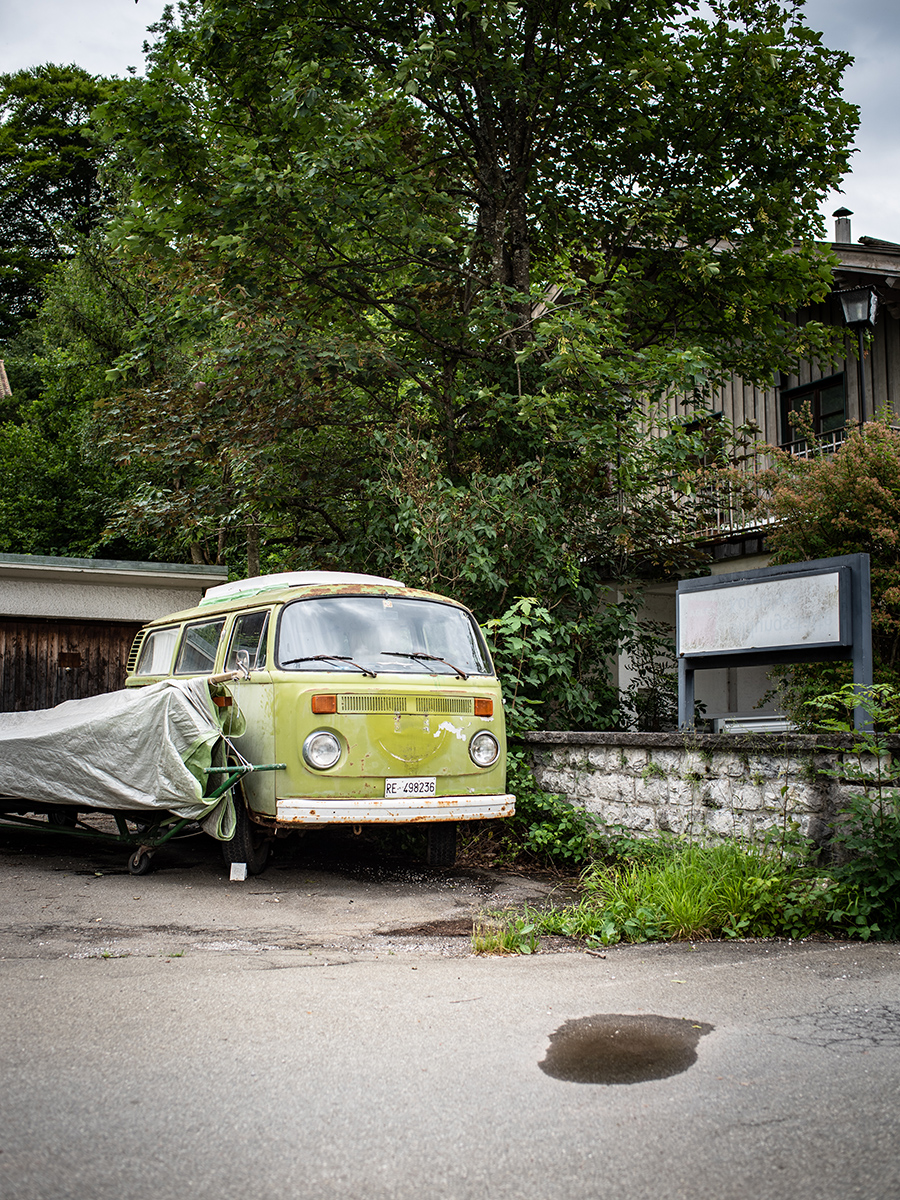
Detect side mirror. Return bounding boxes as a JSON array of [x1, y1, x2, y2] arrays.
[[236, 649, 251, 679]]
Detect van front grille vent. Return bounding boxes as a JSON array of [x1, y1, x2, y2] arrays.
[[339, 695, 409, 713], [336, 695, 475, 715], [415, 697, 473, 714]]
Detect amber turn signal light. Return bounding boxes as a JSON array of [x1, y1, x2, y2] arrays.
[[473, 697, 493, 717], [311, 694, 337, 714]]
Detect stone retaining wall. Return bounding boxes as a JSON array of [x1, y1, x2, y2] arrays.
[[522, 731, 894, 846]]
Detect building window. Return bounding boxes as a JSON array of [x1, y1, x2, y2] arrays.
[[780, 373, 846, 452]]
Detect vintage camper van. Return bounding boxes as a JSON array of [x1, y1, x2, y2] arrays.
[[126, 571, 514, 873]]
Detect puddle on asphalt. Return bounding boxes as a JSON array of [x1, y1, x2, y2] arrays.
[[539, 1014, 713, 1084]]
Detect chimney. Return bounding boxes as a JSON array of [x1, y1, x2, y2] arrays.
[[833, 207, 853, 244]]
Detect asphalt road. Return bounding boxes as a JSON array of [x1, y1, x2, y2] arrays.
[[1, 822, 899, 1200]]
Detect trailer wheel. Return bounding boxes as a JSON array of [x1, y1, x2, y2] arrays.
[[426, 822, 457, 868], [128, 849, 154, 876], [48, 807, 77, 829], [221, 787, 270, 876]]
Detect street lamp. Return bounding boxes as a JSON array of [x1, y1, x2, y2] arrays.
[[837, 285, 879, 425]]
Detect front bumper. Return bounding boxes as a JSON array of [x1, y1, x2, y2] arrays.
[[268, 794, 515, 825]]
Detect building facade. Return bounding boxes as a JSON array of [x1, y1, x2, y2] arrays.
[[625, 212, 900, 729]]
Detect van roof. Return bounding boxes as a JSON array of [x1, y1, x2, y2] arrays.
[[198, 570, 405, 607], [139, 574, 468, 628]]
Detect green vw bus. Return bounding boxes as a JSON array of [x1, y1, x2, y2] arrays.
[[126, 571, 514, 873]]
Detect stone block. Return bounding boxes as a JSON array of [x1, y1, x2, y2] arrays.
[[625, 805, 657, 832], [731, 782, 766, 817], [586, 746, 617, 772], [634, 779, 668, 807], [703, 777, 733, 812], [618, 748, 649, 777], [532, 767, 575, 800], [680, 750, 714, 780], [704, 807, 747, 839], [717, 752, 749, 780], [592, 800, 627, 825], [746, 755, 790, 783], [648, 749, 681, 776]]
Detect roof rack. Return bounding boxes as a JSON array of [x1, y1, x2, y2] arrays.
[[199, 570, 406, 607]]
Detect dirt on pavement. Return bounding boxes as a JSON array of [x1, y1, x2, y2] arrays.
[[0, 816, 574, 962]]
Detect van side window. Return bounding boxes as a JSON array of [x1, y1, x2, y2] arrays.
[[174, 619, 225, 675], [135, 627, 179, 676], [226, 610, 269, 671]]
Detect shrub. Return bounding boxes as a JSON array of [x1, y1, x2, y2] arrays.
[[762, 421, 900, 723]]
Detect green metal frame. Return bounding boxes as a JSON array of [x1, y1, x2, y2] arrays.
[[0, 762, 286, 853]]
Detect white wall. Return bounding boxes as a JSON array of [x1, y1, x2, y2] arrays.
[[0, 554, 227, 624]]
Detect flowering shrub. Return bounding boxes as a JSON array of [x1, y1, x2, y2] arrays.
[[762, 420, 900, 722]]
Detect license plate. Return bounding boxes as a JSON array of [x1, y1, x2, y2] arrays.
[[384, 776, 437, 799]]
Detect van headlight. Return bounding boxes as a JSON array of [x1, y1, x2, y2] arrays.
[[469, 730, 500, 767], [302, 730, 342, 770]]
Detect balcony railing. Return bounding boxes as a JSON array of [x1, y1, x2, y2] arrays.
[[687, 470, 774, 542], [651, 422, 899, 544], [779, 427, 849, 459]]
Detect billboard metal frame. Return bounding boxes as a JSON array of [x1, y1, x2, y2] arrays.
[[676, 554, 872, 730]]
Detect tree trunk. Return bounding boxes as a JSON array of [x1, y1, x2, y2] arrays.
[[246, 519, 260, 578]]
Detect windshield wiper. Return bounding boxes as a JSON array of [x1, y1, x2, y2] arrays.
[[281, 654, 377, 677], [381, 651, 468, 680]]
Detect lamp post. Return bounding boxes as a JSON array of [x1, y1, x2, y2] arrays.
[[838, 285, 879, 426]]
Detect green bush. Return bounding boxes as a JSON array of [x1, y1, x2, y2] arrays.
[[805, 683, 900, 940], [499, 750, 605, 867], [531, 837, 874, 945]]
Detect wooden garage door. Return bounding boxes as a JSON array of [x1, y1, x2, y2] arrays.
[[0, 618, 143, 712]]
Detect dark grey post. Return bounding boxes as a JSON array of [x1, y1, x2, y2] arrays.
[[857, 327, 868, 427], [852, 553, 874, 730], [678, 659, 695, 729]]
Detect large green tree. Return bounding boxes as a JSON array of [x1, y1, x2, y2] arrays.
[[0, 64, 116, 339], [0, 238, 182, 560], [95, 0, 855, 551], [0, 66, 149, 559]]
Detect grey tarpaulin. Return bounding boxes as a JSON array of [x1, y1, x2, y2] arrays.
[[0, 678, 234, 824]]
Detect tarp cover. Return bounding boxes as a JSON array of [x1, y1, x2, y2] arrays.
[[0, 679, 229, 820]]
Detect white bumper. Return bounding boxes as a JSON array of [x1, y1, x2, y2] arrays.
[[272, 794, 515, 825]]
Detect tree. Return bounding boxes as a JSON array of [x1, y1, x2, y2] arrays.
[[0, 237, 188, 561], [95, 0, 855, 528], [0, 65, 116, 339]]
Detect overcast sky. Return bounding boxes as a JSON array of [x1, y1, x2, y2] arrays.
[[1, 0, 897, 243]]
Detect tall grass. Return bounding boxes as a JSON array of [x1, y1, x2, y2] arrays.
[[528, 838, 864, 945]]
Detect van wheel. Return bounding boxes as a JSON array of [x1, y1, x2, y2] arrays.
[[222, 788, 271, 876], [427, 822, 457, 868]]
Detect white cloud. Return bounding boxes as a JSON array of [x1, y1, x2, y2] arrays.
[[804, 0, 900, 242], [0, 0, 168, 77]]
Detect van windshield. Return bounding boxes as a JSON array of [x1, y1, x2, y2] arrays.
[[276, 596, 492, 677]]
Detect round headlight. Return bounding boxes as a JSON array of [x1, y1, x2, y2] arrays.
[[302, 730, 342, 770], [469, 730, 500, 767]]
